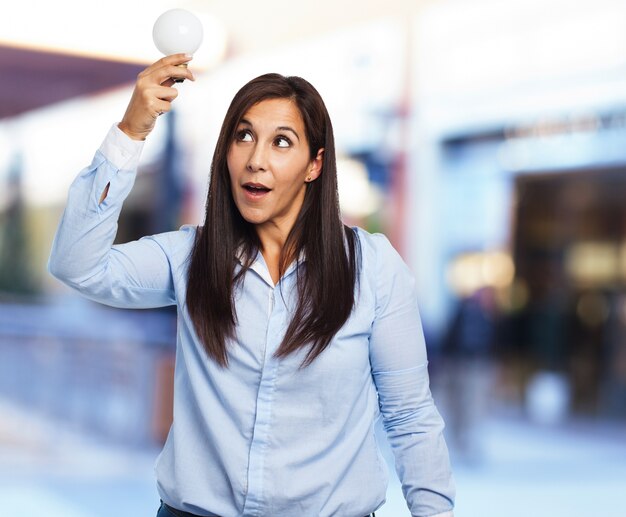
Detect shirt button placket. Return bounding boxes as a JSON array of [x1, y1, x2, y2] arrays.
[[243, 285, 279, 516]]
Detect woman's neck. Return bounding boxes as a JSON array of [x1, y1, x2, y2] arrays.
[[256, 223, 296, 286]]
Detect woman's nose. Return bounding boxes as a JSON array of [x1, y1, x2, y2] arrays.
[[246, 144, 267, 172]]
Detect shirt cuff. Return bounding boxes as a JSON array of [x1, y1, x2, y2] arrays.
[[426, 511, 454, 517], [98, 123, 145, 171]]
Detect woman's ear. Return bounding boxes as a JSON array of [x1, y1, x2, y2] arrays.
[[306, 148, 324, 182]]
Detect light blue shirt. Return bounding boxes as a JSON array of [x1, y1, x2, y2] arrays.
[[48, 125, 455, 517]]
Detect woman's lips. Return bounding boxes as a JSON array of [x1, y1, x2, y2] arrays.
[[242, 184, 271, 201]]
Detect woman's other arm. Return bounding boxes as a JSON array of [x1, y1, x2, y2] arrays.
[[368, 233, 455, 517]]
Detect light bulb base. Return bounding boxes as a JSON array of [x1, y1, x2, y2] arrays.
[[173, 63, 188, 83]]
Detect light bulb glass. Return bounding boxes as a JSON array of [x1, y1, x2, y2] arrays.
[[152, 8, 204, 56]]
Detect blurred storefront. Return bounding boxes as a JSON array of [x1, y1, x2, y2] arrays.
[[410, 0, 626, 424]]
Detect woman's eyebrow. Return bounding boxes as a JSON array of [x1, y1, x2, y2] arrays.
[[276, 126, 300, 142], [239, 119, 300, 142]]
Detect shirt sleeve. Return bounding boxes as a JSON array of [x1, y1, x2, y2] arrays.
[[368, 232, 455, 517], [48, 124, 177, 308]]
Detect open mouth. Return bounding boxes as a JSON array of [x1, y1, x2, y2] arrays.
[[243, 185, 271, 193], [242, 183, 272, 200]]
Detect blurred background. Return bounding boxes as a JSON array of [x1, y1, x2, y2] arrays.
[[1, 0, 626, 515]]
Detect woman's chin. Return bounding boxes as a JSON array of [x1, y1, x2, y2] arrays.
[[239, 210, 266, 226]]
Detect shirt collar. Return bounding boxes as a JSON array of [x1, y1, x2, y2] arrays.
[[235, 245, 306, 265], [235, 245, 306, 287]]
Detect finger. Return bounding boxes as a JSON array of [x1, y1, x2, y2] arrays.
[[154, 86, 179, 102], [151, 55, 194, 78], [152, 64, 195, 84], [138, 89, 172, 117], [161, 53, 193, 66], [140, 65, 193, 88], [151, 99, 173, 118], [139, 86, 179, 111], [144, 53, 192, 74]]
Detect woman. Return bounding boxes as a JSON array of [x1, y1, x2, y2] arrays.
[[49, 54, 455, 517]]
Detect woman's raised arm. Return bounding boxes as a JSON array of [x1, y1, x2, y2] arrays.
[[48, 54, 195, 309]]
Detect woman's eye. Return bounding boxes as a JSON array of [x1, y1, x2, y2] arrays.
[[236, 129, 252, 142], [275, 136, 291, 148]]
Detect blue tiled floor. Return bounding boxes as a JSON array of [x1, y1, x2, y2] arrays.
[[1, 397, 625, 517]]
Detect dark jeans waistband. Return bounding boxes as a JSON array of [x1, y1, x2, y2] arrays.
[[160, 502, 217, 517], [160, 500, 375, 517]]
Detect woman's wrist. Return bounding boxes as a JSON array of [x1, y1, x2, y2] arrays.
[[117, 121, 147, 141]]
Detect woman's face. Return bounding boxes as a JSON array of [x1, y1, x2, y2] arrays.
[[227, 98, 323, 236]]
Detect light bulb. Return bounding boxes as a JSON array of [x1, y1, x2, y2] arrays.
[[153, 8, 204, 56], [153, 8, 203, 82]]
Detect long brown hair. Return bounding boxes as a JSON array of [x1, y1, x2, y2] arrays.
[[186, 73, 360, 367]]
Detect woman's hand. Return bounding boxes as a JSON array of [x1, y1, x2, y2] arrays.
[[118, 53, 195, 141]]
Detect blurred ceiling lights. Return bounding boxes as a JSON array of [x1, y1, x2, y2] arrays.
[[566, 241, 626, 287], [336, 158, 382, 218], [446, 251, 515, 298]]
